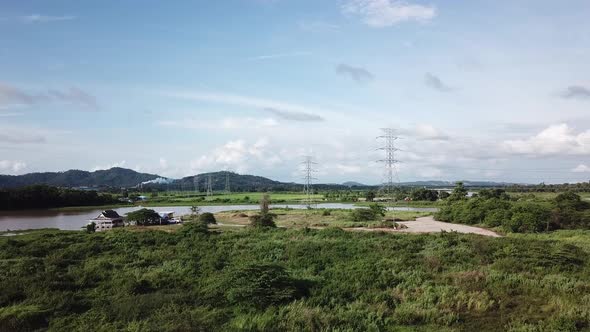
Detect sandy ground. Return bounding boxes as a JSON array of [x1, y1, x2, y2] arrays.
[[218, 216, 501, 237], [351, 216, 501, 237]]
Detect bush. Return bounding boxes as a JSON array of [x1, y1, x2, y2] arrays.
[[505, 202, 551, 233], [348, 204, 387, 223], [249, 213, 277, 228], [178, 220, 209, 236], [483, 209, 511, 227], [198, 212, 217, 225], [223, 264, 304, 309], [86, 222, 96, 233], [322, 209, 332, 216]]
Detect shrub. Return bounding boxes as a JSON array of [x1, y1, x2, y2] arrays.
[[346, 204, 387, 222], [223, 264, 304, 309], [322, 209, 332, 216], [178, 220, 209, 236], [86, 222, 96, 233], [198, 212, 217, 225], [483, 209, 511, 227], [505, 202, 551, 233], [249, 213, 277, 228]]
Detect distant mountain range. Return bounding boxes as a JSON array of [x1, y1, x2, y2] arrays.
[[0, 168, 160, 189], [0, 167, 521, 190]]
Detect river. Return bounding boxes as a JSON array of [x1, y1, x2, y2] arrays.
[[0, 204, 439, 231]]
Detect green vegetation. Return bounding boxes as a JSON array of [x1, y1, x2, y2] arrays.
[[249, 194, 277, 228], [436, 185, 590, 233], [2, 226, 590, 331], [214, 208, 431, 229], [126, 209, 161, 226], [0, 185, 119, 210], [0, 167, 159, 189], [198, 212, 217, 225], [350, 204, 387, 222]]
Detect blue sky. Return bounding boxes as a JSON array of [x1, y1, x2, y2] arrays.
[[1, 0, 590, 184]]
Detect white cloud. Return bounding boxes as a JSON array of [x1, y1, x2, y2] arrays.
[[411, 124, 449, 141], [572, 164, 590, 173], [246, 51, 312, 61], [334, 164, 362, 174], [190, 138, 282, 174], [162, 90, 334, 120], [0, 160, 27, 174], [158, 117, 279, 130], [92, 161, 126, 172], [416, 167, 443, 178], [502, 124, 590, 156], [342, 0, 436, 27], [21, 14, 76, 23], [159, 158, 169, 169]]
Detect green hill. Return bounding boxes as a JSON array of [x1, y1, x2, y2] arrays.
[[0, 167, 160, 188]]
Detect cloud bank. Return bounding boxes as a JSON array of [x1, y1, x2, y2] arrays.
[[342, 0, 436, 27]]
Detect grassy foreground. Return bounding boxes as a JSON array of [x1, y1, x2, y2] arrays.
[[1, 224, 590, 331]]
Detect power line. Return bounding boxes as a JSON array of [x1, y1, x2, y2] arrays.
[[377, 128, 401, 211]]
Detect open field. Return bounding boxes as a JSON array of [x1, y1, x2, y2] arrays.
[[137, 191, 326, 206], [2, 224, 589, 331], [214, 208, 433, 229]]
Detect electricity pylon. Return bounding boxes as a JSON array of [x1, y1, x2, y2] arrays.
[[377, 128, 401, 214], [224, 172, 231, 194], [194, 175, 200, 193], [206, 174, 213, 197], [302, 156, 318, 207]]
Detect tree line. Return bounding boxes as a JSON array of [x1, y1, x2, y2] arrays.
[[0, 185, 119, 210]]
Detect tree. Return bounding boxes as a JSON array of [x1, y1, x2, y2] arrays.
[[86, 222, 96, 233], [410, 188, 439, 201], [126, 209, 161, 226], [250, 194, 276, 228], [260, 194, 270, 214], [198, 212, 217, 225], [366, 191, 376, 202], [350, 204, 385, 222], [190, 206, 201, 216], [449, 182, 468, 201]]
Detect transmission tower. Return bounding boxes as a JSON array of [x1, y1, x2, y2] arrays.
[[302, 156, 318, 207], [377, 128, 401, 211], [224, 172, 231, 194], [206, 174, 213, 197], [194, 175, 200, 193]]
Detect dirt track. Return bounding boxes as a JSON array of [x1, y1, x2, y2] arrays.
[[350, 216, 501, 237], [217, 216, 502, 237]]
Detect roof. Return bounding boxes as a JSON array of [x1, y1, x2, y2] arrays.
[[102, 210, 122, 219]]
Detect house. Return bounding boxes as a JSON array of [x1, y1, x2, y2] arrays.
[[88, 210, 125, 232]]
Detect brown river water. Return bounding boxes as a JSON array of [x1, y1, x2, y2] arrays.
[[0, 204, 438, 231]]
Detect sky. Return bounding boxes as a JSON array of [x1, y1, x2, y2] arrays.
[[1, 0, 590, 184]]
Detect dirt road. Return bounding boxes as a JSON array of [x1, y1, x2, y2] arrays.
[[351, 216, 501, 237], [217, 216, 501, 237]]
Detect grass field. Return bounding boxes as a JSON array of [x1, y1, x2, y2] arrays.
[[2, 224, 590, 331], [214, 208, 432, 229], [138, 191, 326, 206]]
